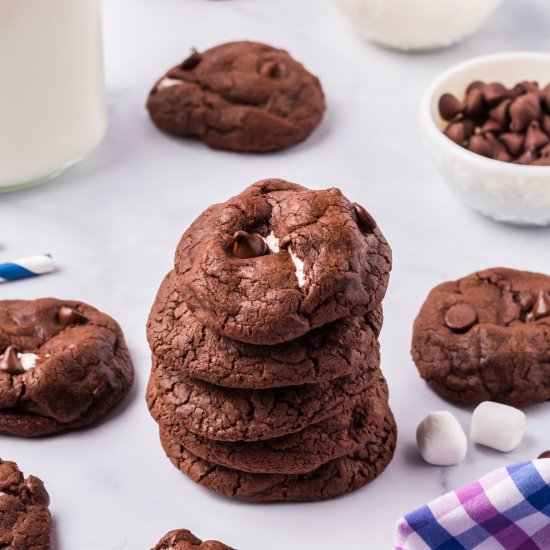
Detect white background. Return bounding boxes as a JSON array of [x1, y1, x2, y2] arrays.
[[1, 0, 550, 548]]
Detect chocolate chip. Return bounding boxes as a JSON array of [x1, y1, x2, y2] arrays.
[[531, 157, 550, 166], [258, 59, 288, 79], [444, 122, 468, 144], [58, 306, 89, 327], [353, 203, 377, 233], [482, 82, 509, 105], [232, 231, 268, 259], [519, 81, 540, 95], [479, 119, 503, 135], [467, 135, 492, 158], [500, 132, 525, 156], [485, 133, 508, 159], [466, 81, 485, 94], [515, 149, 536, 165], [180, 50, 202, 71], [444, 303, 478, 332], [463, 88, 484, 118], [493, 150, 511, 162], [0, 346, 24, 375], [440, 80, 550, 165], [438, 93, 463, 121], [509, 92, 541, 132], [532, 290, 550, 320], [542, 84, 550, 112], [489, 98, 511, 127], [538, 450, 550, 459], [525, 120, 549, 151], [509, 83, 526, 98]]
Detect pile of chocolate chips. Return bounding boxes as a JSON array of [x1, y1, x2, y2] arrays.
[[439, 81, 550, 165]]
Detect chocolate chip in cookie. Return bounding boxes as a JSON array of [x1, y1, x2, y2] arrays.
[[0, 346, 25, 375], [444, 303, 478, 332], [58, 306, 89, 327], [232, 231, 268, 259]]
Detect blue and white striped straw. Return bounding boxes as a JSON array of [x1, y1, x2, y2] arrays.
[[0, 254, 55, 283]]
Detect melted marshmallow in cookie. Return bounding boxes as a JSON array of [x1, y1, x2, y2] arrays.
[[18, 353, 40, 370], [260, 233, 306, 287], [157, 77, 184, 90], [288, 247, 306, 287]]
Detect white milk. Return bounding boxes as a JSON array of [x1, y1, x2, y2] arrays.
[[335, 0, 502, 51], [0, 0, 107, 190]]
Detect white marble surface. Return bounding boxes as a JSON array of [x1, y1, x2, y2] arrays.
[[1, 1, 550, 548]]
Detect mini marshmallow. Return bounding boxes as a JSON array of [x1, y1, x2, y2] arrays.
[[18, 353, 39, 370], [470, 401, 526, 452], [157, 77, 183, 90], [288, 246, 306, 287], [416, 411, 468, 466], [263, 231, 280, 253]]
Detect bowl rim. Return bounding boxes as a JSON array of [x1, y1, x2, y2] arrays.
[[420, 51, 550, 171]]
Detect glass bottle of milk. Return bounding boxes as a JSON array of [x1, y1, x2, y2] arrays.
[[0, 0, 107, 191]]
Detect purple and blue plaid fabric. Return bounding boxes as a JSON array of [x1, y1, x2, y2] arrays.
[[395, 459, 550, 549]]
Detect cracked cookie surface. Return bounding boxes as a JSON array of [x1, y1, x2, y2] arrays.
[[412, 268, 550, 406], [159, 412, 397, 502], [175, 179, 392, 345], [147, 270, 382, 388], [147, 356, 381, 442], [146, 41, 325, 152], [0, 459, 51, 549], [152, 529, 234, 550], [149, 370, 389, 474], [0, 299, 134, 436]]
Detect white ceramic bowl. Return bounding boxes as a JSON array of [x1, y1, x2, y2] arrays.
[[420, 52, 550, 226], [334, 0, 502, 51]]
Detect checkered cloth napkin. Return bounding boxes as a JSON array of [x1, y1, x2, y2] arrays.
[[395, 459, 550, 549]]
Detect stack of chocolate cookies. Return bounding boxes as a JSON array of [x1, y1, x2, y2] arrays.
[[146, 179, 396, 502]]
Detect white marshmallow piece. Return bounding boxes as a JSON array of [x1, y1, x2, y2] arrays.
[[263, 231, 280, 253], [288, 246, 306, 287], [18, 353, 39, 370], [416, 411, 468, 466], [470, 401, 526, 452], [157, 77, 184, 90]]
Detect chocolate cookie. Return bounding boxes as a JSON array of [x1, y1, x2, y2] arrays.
[[175, 179, 392, 345], [0, 459, 51, 549], [159, 412, 396, 502], [149, 373, 389, 474], [146, 41, 325, 152], [152, 529, 234, 550], [412, 268, 550, 406], [0, 299, 134, 436], [147, 357, 380, 442], [147, 270, 381, 389]]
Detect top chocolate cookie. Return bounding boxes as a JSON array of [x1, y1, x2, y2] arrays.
[[175, 179, 392, 345], [146, 41, 325, 152]]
